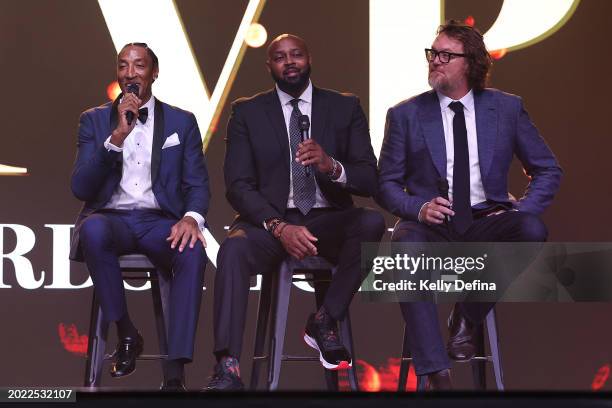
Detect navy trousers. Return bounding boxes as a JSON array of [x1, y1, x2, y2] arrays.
[[79, 209, 207, 361], [393, 210, 547, 375]]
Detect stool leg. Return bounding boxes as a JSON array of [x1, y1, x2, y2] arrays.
[[339, 313, 359, 391], [250, 274, 272, 390], [267, 263, 292, 390], [398, 324, 411, 392], [416, 375, 428, 391], [486, 309, 505, 390], [150, 270, 169, 379], [471, 323, 486, 389], [84, 291, 108, 388]]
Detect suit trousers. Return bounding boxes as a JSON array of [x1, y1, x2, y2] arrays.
[[78, 209, 207, 361], [393, 210, 547, 375], [213, 207, 385, 360]]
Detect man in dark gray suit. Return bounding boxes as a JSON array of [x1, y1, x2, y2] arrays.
[[206, 34, 385, 390], [377, 20, 562, 389]]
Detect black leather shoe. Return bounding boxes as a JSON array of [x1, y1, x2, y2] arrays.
[[204, 357, 244, 391], [447, 305, 476, 361], [160, 378, 187, 391], [110, 332, 144, 378], [426, 369, 452, 390], [304, 312, 352, 370]]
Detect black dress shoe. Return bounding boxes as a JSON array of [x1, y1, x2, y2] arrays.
[[160, 378, 187, 391], [204, 357, 244, 391], [447, 305, 476, 361], [426, 369, 452, 390], [304, 312, 352, 370], [110, 332, 144, 378]]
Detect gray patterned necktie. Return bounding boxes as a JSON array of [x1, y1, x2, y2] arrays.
[[289, 98, 315, 215]]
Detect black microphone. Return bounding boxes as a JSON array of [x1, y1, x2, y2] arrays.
[[437, 178, 451, 227], [125, 83, 140, 125], [298, 115, 311, 176]]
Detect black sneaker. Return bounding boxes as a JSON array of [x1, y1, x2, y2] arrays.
[[204, 357, 245, 391], [304, 312, 352, 370]]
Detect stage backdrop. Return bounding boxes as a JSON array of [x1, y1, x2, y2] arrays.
[[0, 0, 610, 391]]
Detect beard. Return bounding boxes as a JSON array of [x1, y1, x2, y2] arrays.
[[271, 64, 311, 95], [428, 71, 450, 93]]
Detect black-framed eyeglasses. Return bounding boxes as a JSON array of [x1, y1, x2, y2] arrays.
[[425, 48, 467, 63]]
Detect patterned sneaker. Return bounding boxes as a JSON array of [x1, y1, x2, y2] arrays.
[[204, 356, 245, 391], [303, 312, 352, 370]]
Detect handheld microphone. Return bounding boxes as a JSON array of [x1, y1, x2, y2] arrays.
[[125, 83, 140, 125], [298, 115, 311, 176], [437, 178, 451, 227]]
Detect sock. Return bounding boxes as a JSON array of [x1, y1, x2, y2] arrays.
[[116, 313, 138, 339], [165, 358, 186, 382]]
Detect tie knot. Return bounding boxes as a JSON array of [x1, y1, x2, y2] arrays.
[[290, 98, 301, 109], [448, 101, 463, 114]]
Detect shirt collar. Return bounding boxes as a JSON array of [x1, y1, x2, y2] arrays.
[[275, 80, 313, 107], [437, 89, 474, 113]]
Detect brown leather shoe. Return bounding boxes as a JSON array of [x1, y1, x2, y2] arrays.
[[426, 368, 452, 390], [447, 305, 476, 361]]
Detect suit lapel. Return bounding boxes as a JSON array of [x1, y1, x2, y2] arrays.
[[264, 90, 290, 170], [418, 91, 447, 179], [311, 87, 330, 152], [474, 90, 497, 179], [109, 96, 123, 166], [151, 98, 165, 185]]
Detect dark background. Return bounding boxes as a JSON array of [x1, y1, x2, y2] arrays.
[[0, 0, 610, 390]]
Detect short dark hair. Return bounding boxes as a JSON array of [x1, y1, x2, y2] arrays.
[[437, 20, 492, 90], [120, 42, 159, 69]]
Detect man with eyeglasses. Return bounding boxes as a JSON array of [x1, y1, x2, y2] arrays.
[[376, 20, 561, 389], [70, 43, 210, 390]]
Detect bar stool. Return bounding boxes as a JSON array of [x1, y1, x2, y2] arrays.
[[83, 254, 169, 387], [397, 308, 504, 391], [250, 256, 359, 391]]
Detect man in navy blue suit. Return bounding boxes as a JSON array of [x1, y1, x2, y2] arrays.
[[70, 43, 210, 390], [377, 21, 562, 389]]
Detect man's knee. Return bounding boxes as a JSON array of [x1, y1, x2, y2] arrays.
[[217, 235, 252, 274], [79, 215, 112, 249], [355, 209, 386, 241], [514, 212, 548, 242]]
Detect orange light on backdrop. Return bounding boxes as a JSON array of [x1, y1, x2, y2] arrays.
[[107, 81, 121, 101]]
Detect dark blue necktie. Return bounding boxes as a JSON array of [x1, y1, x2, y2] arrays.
[[449, 101, 473, 234], [289, 99, 315, 215]]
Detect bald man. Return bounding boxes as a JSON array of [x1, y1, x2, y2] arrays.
[[206, 34, 384, 390]]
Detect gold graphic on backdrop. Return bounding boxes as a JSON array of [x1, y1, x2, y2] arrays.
[[0, 163, 28, 176]]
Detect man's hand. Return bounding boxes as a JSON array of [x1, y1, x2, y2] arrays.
[[110, 93, 142, 147], [166, 216, 207, 252], [419, 197, 455, 225], [295, 139, 333, 174], [279, 224, 318, 260]]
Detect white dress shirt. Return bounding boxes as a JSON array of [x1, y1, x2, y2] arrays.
[[437, 90, 487, 206], [103, 96, 205, 229], [276, 81, 347, 210]]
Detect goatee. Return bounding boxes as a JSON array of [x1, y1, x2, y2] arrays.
[[272, 65, 311, 95]]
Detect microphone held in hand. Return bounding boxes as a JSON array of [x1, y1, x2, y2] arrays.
[[298, 115, 311, 176], [125, 83, 140, 125], [437, 178, 451, 226]]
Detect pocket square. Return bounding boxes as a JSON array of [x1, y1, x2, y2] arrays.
[[162, 132, 180, 149]]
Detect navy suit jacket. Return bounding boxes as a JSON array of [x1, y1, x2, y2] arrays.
[[224, 86, 378, 227], [377, 89, 562, 222], [70, 97, 210, 261]]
